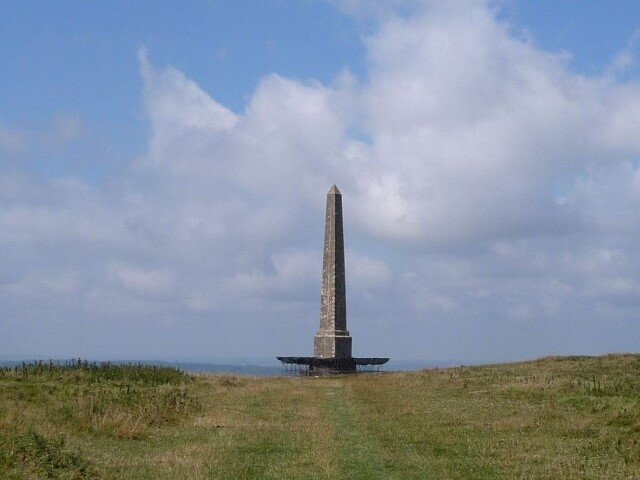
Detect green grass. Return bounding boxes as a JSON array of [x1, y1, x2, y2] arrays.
[[1, 355, 639, 479]]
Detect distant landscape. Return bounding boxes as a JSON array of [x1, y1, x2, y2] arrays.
[[1, 354, 638, 479], [0, 358, 456, 377]]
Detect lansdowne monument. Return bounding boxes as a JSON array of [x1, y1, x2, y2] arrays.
[[277, 185, 389, 374]]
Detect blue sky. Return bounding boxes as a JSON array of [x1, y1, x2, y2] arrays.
[[2, 1, 640, 364]]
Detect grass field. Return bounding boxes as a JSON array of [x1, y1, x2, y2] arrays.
[[1, 355, 639, 479]]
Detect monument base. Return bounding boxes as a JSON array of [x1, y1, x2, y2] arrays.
[[276, 356, 389, 375], [314, 333, 352, 358]]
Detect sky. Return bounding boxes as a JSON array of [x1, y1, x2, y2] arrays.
[[2, 0, 640, 364]]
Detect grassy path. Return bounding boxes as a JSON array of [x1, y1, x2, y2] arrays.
[[200, 377, 341, 479], [322, 381, 389, 479]]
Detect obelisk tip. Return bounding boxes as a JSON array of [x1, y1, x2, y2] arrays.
[[328, 184, 341, 195]]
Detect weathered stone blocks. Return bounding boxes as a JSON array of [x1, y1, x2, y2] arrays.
[[314, 185, 353, 359]]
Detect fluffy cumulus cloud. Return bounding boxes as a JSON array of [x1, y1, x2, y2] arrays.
[[2, 0, 640, 362]]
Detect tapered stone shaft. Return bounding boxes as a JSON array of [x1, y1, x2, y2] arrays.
[[314, 185, 352, 358]]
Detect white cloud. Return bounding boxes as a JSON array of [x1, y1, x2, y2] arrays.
[[2, 272, 80, 298], [607, 30, 640, 75], [43, 113, 83, 149], [111, 263, 174, 295], [0, 124, 26, 154], [3, 1, 640, 361], [0, 113, 83, 160], [139, 48, 237, 165], [348, 252, 391, 289], [351, 1, 640, 247]]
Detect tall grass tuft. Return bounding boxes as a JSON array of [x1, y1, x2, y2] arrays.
[[0, 428, 94, 479], [0, 361, 200, 442], [0, 359, 189, 385]]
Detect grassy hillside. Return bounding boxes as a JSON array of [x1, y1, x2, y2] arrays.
[[1, 355, 639, 479]]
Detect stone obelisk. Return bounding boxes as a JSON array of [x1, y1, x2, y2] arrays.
[[276, 185, 388, 373], [314, 185, 352, 358]]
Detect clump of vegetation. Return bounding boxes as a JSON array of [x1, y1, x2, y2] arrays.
[[0, 428, 94, 479], [0, 359, 189, 385], [47, 382, 198, 439], [0, 360, 201, 479]]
